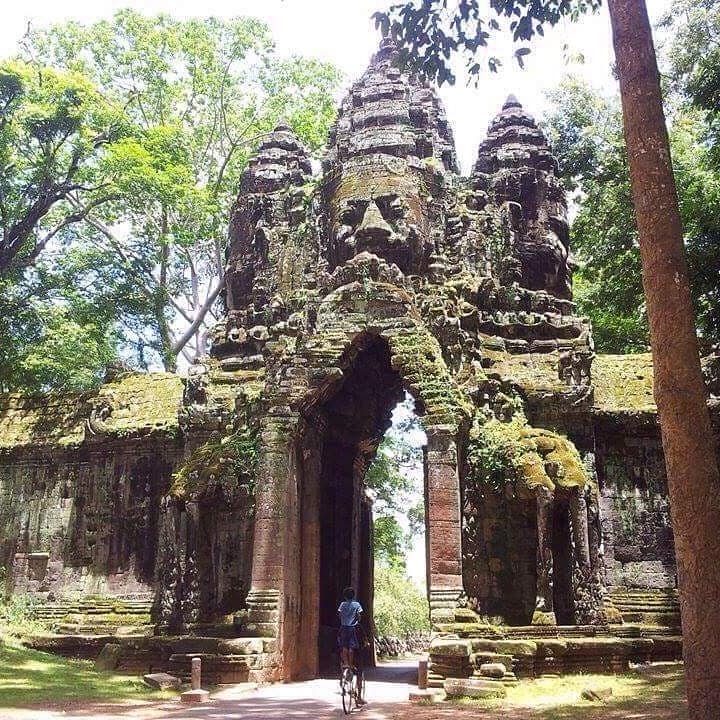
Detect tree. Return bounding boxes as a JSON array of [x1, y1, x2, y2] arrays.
[[17, 11, 341, 370], [373, 563, 430, 637], [365, 432, 424, 567], [0, 61, 121, 278], [543, 78, 720, 353], [376, 1, 720, 714]]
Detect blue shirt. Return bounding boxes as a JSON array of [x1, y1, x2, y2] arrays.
[[338, 599, 363, 627]]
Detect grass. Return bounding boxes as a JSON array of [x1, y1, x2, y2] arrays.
[[0, 637, 175, 708], [454, 663, 687, 720]]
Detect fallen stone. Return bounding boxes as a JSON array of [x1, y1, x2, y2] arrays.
[[409, 688, 445, 703], [479, 662, 506, 679], [444, 677, 507, 699], [582, 686, 614, 702], [180, 688, 211, 703], [143, 672, 181, 690], [94, 643, 121, 671]]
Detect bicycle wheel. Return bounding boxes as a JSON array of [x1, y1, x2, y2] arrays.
[[341, 668, 354, 715]]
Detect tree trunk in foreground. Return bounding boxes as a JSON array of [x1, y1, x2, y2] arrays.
[[608, 0, 720, 716]]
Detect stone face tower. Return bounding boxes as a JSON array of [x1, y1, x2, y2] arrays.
[[0, 40, 693, 685]]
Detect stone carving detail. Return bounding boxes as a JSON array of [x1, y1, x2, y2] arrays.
[[474, 95, 573, 299]]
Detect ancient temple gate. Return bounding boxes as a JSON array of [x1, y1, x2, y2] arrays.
[[0, 38, 694, 684]]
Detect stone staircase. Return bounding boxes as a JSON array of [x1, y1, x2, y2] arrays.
[[608, 589, 681, 627], [30, 597, 153, 635]]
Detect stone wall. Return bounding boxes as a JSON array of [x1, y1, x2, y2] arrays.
[[595, 421, 676, 591], [1, 443, 180, 598]]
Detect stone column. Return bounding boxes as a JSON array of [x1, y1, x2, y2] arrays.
[[246, 412, 298, 675], [534, 486, 555, 623], [569, 488, 591, 571], [425, 425, 463, 624]]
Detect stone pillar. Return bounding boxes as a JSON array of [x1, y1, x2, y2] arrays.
[[246, 412, 298, 677], [569, 488, 591, 571], [425, 425, 463, 623], [534, 487, 555, 623]]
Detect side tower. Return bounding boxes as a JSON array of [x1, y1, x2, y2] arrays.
[[474, 95, 572, 298]]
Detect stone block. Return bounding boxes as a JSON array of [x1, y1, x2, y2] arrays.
[[443, 677, 506, 699], [479, 663, 506, 679], [409, 689, 445, 703], [143, 673, 181, 690], [180, 688, 210, 703], [582, 686, 613, 702], [494, 640, 538, 656], [429, 638, 472, 657], [217, 638, 265, 655], [95, 643, 121, 671]]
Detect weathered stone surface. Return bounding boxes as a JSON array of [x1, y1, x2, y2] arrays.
[[95, 643, 122, 671], [143, 672, 181, 690], [0, 35, 692, 687], [479, 662, 506, 679], [443, 677, 507, 699], [582, 686, 613, 702]]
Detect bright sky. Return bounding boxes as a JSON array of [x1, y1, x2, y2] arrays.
[[1, 0, 671, 173]]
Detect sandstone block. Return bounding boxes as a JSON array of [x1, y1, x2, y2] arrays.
[[217, 638, 264, 655], [143, 672, 181, 690], [95, 643, 121, 671], [582, 686, 613, 702], [180, 688, 210, 703], [479, 662, 506, 679], [443, 677, 506, 699]]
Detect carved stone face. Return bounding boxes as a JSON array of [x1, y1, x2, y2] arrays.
[[323, 164, 433, 274]]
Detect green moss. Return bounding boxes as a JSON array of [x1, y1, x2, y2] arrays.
[[387, 328, 472, 429], [466, 416, 588, 495], [170, 426, 258, 505], [0, 372, 182, 451]]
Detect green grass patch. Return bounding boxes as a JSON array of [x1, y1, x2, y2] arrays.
[[456, 664, 686, 719], [0, 638, 174, 707]]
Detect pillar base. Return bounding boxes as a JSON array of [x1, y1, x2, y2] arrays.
[[181, 689, 210, 703], [429, 586, 464, 625]]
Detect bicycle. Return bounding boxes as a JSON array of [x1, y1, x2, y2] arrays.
[[339, 664, 365, 714]]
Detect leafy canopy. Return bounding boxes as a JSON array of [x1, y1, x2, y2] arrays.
[[372, 0, 602, 84]]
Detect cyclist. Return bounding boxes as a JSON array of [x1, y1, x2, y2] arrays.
[[337, 586, 367, 705]]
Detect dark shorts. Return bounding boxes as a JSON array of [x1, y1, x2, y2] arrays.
[[337, 625, 360, 650]]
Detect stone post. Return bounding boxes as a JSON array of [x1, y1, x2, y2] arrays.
[[534, 487, 555, 623], [425, 426, 464, 623], [180, 656, 210, 703], [418, 658, 428, 689], [191, 657, 201, 690]]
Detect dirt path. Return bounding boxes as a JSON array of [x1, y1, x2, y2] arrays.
[[0, 661, 687, 720]]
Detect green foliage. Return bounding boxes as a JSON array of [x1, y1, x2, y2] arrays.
[[372, 0, 602, 85], [373, 562, 430, 637], [1, 12, 341, 388], [171, 426, 258, 505], [0, 59, 122, 276], [544, 76, 720, 352]]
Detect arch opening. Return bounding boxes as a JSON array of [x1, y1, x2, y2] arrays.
[[286, 334, 429, 678]]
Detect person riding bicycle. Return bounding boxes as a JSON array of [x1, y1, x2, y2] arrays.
[[337, 586, 367, 705]]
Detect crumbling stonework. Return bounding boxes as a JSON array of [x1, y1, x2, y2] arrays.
[[0, 38, 712, 683]]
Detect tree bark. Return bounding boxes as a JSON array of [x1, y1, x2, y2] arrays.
[[607, 0, 720, 715]]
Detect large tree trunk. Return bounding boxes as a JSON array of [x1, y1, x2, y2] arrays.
[[607, 0, 720, 716]]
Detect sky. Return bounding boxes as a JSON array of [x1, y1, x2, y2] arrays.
[[1, 0, 672, 173]]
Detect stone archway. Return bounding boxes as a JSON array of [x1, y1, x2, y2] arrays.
[[243, 282, 471, 680]]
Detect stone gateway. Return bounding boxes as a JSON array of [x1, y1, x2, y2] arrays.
[[1, 39, 709, 683]]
